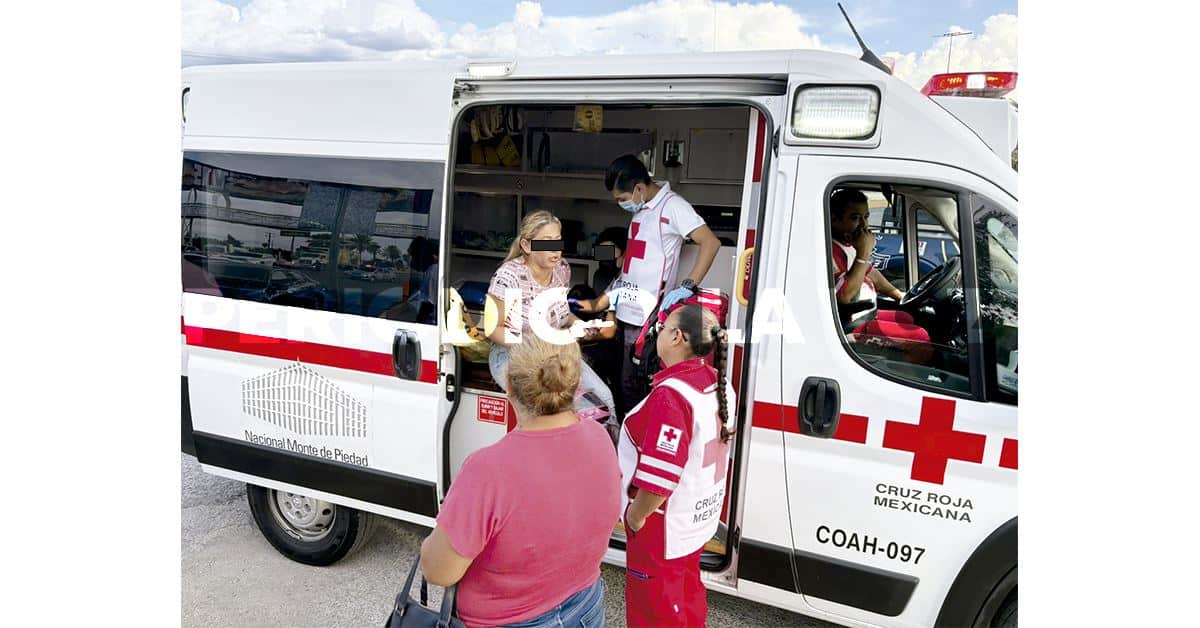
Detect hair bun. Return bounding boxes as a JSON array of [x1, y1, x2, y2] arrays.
[[537, 356, 567, 393], [506, 337, 582, 416]]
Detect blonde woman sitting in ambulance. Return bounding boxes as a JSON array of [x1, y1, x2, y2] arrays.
[[830, 188, 932, 364], [619, 302, 735, 627], [485, 210, 616, 422]]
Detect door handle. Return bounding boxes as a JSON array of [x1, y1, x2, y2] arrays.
[[393, 329, 422, 381], [798, 376, 841, 438]]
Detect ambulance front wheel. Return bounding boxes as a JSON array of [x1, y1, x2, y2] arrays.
[[246, 484, 378, 566], [992, 589, 1017, 628]]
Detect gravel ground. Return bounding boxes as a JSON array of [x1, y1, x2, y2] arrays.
[[182, 455, 837, 627]]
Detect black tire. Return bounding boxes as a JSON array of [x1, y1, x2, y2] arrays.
[[991, 588, 1017, 628], [246, 484, 378, 566]]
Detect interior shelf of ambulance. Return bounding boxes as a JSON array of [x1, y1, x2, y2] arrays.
[[449, 104, 749, 387], [446, 103, 755, 565]]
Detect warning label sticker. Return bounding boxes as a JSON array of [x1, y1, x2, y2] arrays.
[[478, 396, 508, 425]]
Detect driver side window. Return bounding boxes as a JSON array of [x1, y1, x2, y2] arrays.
[[828, 184, 971, 396]]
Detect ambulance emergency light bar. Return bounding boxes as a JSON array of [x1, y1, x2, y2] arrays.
[[921, 72, 1017, 97], [792, 85, 880, 139]]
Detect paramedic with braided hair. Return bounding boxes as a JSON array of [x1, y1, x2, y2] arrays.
[[618, 304, 735, 627]]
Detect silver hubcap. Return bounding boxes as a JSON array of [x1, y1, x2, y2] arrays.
[[270, 490, 336, 542]]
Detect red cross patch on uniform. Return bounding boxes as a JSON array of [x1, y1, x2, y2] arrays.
[[655, 425, 681, 455], [624, 221, 647, 273]]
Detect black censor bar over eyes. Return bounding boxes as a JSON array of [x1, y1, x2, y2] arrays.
[[592, 244, 617, 261], [529, 239, 565, 252]]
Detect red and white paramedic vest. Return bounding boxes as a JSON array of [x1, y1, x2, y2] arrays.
[[615, 183, 705, 327], [618, 359, 737, 559]]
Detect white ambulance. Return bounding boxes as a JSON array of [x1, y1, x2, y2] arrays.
[[181, 49, 1018, 628]]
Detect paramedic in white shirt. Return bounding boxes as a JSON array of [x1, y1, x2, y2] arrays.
[[573, 155, 721, 417]]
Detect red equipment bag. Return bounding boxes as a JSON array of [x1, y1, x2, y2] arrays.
[[629, 287, 729, 399]]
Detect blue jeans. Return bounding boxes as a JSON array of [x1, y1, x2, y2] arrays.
[[489, 345, 617, 426], [500, 577, 605, 628]]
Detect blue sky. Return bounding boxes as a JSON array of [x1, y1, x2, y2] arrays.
[[219, 0, 1014, 55], [188, 1, 1018, 90], [423, 1, 1016, 56]]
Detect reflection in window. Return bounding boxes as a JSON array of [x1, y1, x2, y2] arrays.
[[339, 186, 438, 324], [181, 154, 442, 323], [181, 159, 336, 311], [975, 208, 1018, 401]]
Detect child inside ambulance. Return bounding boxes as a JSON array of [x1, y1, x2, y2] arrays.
[[829, 188, 933, 363], [568, 226, 628, 423], [590, 226, 627, 296], [485, 210, 617, 426]]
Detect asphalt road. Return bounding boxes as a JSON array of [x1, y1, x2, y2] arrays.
[[182, 455, 838, 628]]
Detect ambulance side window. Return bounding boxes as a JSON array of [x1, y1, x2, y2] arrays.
[[181, 155, 339, 312], [335, 176, 442, 324], [974, 202, 1018, 402], [181, 153, 444, 322], [830, 184, 971, 396]]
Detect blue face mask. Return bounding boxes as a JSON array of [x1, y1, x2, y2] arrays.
[[618, 189, 644, 213]]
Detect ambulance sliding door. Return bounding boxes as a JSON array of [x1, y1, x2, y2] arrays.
[[724, 113, 812, 606], [778, 156, 1017, 626], [182, 153, 446, 525]]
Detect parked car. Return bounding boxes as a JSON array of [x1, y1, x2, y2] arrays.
[[873, 233, 959, 289], [247, 268, 333, 309]]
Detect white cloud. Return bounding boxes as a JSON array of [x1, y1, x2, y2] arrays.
[[182, 0, 445, 63], [182, 1, 1017, 94], [886, 14, 1018, 93], [444, 0, 827, 58], [182, 0, 828, 63]]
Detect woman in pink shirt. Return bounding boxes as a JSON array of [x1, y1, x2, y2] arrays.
[[419, 336, 623, 627]]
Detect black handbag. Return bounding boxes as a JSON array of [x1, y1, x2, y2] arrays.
[[383, 558, 464, 628]]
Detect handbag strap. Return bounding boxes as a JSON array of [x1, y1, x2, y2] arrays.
[[394, 555, 458, 627], [393, 558, 420, 612], [438, 585, 458, 628]]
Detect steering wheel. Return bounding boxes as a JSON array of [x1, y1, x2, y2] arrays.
[[899, 256, 961, 309]]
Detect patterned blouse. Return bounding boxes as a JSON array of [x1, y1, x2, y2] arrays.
[[488, 258, 572, 339]]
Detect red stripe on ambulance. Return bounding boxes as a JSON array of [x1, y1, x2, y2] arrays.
[[751, 113, 766, 183], [835, 413, 869, 444], [752, 397, 1014, 483], [999, 438, 1018, 470], [750, 402, 867, 443], [183, 323, 438, 384]]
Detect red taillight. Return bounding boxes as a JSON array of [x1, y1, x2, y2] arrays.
[[921, 72, 1017, 97]]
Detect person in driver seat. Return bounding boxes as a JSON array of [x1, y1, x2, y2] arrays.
[[829, 189, 932, 362]]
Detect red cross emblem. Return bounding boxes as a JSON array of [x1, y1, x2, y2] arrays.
[[702, 434, 729, 483], [882, 397, 986, 485], [624, 221, 647, 273], [662, 427, 679, 443]]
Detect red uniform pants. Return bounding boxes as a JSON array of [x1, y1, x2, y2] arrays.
[[626, 511, 707, 627], [853, 310, 934, 363]]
